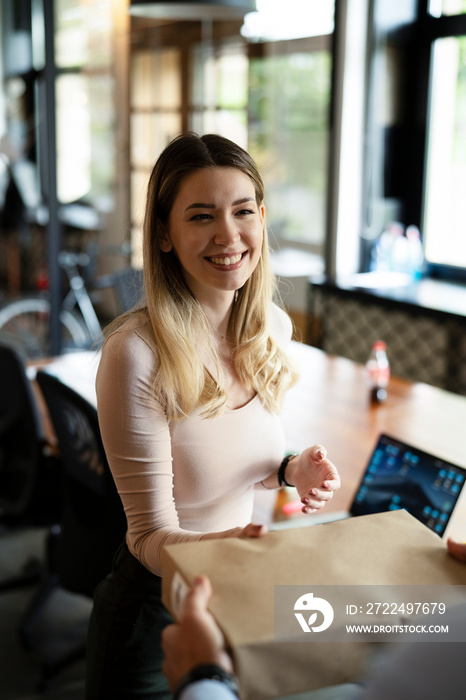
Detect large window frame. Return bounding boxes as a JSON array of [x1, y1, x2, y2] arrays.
[[247, 34, 332, 259], [129, 19, 334, 275], [363, 0, 466, 283], [421, 9, 466, 281]]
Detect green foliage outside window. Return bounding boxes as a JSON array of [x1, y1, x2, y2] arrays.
[[248, 51, 331, 245]]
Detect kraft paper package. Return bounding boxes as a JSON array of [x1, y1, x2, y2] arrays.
[[161, 510, 466, 700]]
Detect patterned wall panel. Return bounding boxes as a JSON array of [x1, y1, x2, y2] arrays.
[[308, 284, 466, 396]]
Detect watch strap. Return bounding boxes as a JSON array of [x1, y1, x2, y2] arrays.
[[277, 453, 298, 487], [173, 664, 240, 700]]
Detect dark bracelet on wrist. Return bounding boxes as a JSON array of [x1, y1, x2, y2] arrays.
[[173, 664, 240, 700], [277, 453, 299, 488]]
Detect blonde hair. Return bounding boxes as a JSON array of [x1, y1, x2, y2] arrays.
[[109, 133, 298, 420]]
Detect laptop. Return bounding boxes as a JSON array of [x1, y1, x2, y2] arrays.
[[272, 433, 466, 539]]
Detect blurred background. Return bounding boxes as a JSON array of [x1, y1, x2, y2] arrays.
[[2, 3, 466, 698], [0, 0, 465, 375]]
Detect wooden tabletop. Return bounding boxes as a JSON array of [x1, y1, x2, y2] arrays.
[[280, 341, 466, 530], [31, 343, 466, 536]]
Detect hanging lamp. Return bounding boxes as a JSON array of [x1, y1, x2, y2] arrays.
[[129, 0, 256, 20]]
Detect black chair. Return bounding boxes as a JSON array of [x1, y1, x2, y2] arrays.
[[34, 370, 126, 686], [0, 342, 62, 595]]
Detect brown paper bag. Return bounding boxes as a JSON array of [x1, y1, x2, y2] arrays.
[[162, 510, 466, 700]]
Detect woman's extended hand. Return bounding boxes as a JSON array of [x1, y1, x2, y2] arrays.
[[286, 445, 341, 514]]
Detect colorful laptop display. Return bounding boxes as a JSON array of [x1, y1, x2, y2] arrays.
[[350, 433, 465, 537]]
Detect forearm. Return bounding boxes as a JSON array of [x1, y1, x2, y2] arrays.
[[259, 471, 280, 490]]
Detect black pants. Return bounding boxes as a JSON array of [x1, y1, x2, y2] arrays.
[[85, 542, 173, 700]]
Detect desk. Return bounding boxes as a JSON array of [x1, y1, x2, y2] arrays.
[[279, 341, 466, 538], [30, 344, 466, 537]]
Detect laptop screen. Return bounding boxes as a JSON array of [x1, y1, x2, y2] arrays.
[[350, 434, 466, 536]]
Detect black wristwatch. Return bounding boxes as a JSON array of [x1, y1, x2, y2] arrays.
[[173, 664, 240, 700], [277, 453, 299, 487]]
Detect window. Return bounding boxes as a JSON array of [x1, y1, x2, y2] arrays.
[[128, 1, 334, 271], [130, 47, 182, 265], [422, 7, 466, 277], [424, 36, 466, 269], [248, 40, 331, 251], [244, 0, 333, 258], [54, 0, 115, 207], [430, 0, 466, 16], [363, 1, 466, 281], [190, 41, 249, 148]]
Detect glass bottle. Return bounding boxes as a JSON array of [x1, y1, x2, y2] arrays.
[[366, 340, 390, 404]]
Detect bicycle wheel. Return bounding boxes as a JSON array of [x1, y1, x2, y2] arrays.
[[0, 297, 91, 359]]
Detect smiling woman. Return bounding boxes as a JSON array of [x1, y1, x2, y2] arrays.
[[85, 133, 341, 700]]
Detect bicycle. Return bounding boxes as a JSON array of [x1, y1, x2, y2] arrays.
[[0, 246, 144, 359]]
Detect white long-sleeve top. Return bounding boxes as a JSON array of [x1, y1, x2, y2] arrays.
[[96, 304, 291, 576]]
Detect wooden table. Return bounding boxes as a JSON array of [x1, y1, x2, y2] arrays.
[[32, 343, 466, 536], [278, 341, 466, 537]]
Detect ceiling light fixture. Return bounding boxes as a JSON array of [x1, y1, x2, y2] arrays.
[[129, 0, 256, 21]]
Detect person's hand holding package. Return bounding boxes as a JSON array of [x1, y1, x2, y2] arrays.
[[161, 575, 237, 698]]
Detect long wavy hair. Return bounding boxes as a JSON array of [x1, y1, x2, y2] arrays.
[[109, 133, 298, 420]]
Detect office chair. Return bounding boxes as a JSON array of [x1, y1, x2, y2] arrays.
[[0, 341, 62, 596], [34, 370, 126, 687]]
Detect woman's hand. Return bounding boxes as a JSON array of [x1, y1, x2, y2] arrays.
[[286, 445, 341, 514], [447, 538, 466, 562], [202, 522, 268, 541], [238, 523, 268, 537]]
